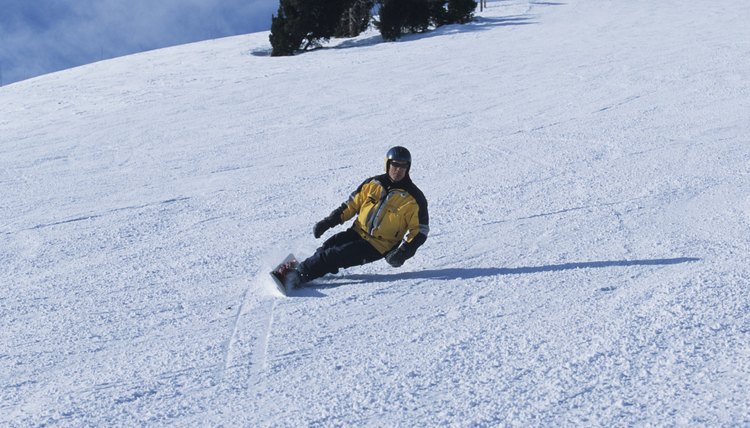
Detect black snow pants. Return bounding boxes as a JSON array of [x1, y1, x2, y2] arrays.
[[300, 228, 384, 281]]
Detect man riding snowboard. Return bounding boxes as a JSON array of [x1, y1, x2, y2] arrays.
[[284, 146, 429, 289]]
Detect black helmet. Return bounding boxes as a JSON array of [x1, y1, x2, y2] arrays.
[[385, 146, 411, 173]]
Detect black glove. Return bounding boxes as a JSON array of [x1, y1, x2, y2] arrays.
[[385, 245, 408, 267], [313, 216, 338, 239]]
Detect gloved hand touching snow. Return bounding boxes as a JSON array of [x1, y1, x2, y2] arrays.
[[385, 245, 408, 267]]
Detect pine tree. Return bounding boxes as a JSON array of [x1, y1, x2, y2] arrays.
[[336, 0, 374, 38], [270, 0, 474, 52], [427, 0, 448, 27], [376, 0, 431, 41], [270, 0, 353, 56], [445, 0, 476, 24], [307, 0, 350, 46], [269, 0, 305, 56], [405, 0, 431, 33]]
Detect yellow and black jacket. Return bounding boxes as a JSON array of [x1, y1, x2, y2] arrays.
[[331, 173, 429, 256]]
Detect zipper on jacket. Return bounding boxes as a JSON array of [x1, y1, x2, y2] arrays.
[[368, 189, 399, 236]]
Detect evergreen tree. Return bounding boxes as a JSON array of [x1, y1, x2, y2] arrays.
[[427, 0, 448, 27], [270, 0, 305, 56], [405, 0, 431, 33], [445, 0, 476, 24], [375, 0, 403, 41], [270, 0, 475, 52], [307, 0, 348, 45], [336, 0, 375, 38], [376, 0, 431, 41], [270, 0, 352, 56]]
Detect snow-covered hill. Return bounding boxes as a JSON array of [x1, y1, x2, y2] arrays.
[[2, 0, 749, 425]]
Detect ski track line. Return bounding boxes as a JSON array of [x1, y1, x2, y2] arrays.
[[257, 299, 278, 372], [215, 285, 251, 386], [215, 278, 280, 391]]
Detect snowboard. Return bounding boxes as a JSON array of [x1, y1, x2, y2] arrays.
[[270, 253, 299, 296]]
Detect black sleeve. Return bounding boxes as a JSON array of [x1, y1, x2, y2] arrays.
[[402, 184, 429, 258]]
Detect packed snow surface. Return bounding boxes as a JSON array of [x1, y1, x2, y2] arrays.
[[2, 0, 750, 425]]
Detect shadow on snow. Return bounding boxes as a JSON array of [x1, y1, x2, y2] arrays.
[[292, 257, 700, 297], [334, 15, 537, 50]]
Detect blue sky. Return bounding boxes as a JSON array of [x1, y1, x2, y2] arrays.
[[0, 0, 278, 85]]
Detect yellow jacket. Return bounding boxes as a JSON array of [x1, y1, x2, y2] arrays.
[[335, 174, 429, 255]]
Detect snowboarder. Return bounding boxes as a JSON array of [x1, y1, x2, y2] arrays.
[[283, 146, 429, 289]]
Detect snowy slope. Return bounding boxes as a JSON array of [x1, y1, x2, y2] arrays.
[[2, 0, 750, 425]]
